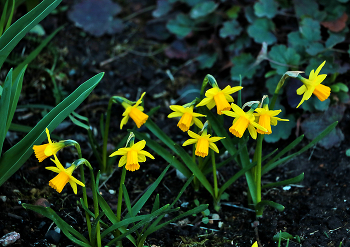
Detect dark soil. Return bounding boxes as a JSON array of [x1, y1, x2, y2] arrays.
[[0, 1, 350, 246]]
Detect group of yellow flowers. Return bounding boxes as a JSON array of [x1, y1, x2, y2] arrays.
[[32, 61, 330, 198]]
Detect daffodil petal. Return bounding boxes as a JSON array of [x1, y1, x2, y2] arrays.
[[208, 142, 220, 153], [120, 115, 129, 129], [193, 118, 204, 129], [315, 61, 326, 76], [196, 97, 212, 107], [45, 166, 60, 173], [118, 155, 127, 167], [169, 105, 185, 113], [168, 112, 183, 118], [132, 140, 146, 151], [69, 180, 78, 194], [139, 150, 155, 159], [247, 124, 257, 139], [183, 139, 198, 146], [187, 130, 201, 139], [207, 99, 216, 110]]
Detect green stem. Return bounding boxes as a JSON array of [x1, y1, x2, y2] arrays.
[[89, 165, 101, 247], [116, 167, 127, 247], [255, 134, 263, 217], [239, 137, 257, 206], [211, 149, 220, 211], [75, 143, 92, 242], [102, 98, 114, 174]]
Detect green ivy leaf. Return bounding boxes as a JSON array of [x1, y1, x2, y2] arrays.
[[301, 105, 345, 149], [166, 13, 193, 38], [254, 0, 278, 18], [190, 1, 218, 19], [182, 0, 202, 7], [293, 0, 325, 20], [226, 6, 241, 19], [247, 18, 276, 44], [264, 114, 296, 143], [302, 97, 330, 112], [265, 75, 281, 95], [268, 45, 300, 75], [244, 5, 257, 23], [325, 31, 346, 48], [287, 31, 309, 54], [230, 53, 258, 81], [300, 18, 321, 42], [219, 19, 242, 39], [196, 53, 218, 69], [305, 42, 324, 55]]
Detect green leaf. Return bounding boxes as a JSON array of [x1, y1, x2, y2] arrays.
[[300, 18, 321, 42], [305, 42, 324, 55], [334, 82, 348, 92], [7, 66, 27, 133], [265, 75, 280, 95], [22, 204, 90, 246], [196, 53, 217, 69], [264, 114, 296, 143], [293, 0, 325, 20], [190, 1, 218, 19], [219, 19, 242, 39], [287, 31, 309, 54], [0, 0, 62, 69], [230, 53, 258, 81], [273, 232, 297, 242], [268, 45, 300, 75], [166, 13, 193, 38], [301, 106, 344, 149], [175, 144, 214, 197], [247, 18, 276, 45], [262, 173, 304, 189], [0, 69, 13, 156], [254, 0, 278, 18], [226, 6, 241, 19], [0, 72, 104, 186], [262, 121, 337, 174], [325, 31, 346, 48], [301, 97, 330, 112], [127, 165, 171, 217], [256, 200, 284, 213]]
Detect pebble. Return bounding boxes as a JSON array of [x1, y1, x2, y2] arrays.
[[45, 230, 61, 244], [0, 231, 20, 246]]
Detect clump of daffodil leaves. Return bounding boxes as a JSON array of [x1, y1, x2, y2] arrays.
[[23, 61, 336, 247]]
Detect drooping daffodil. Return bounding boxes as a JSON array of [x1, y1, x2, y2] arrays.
[[45, 155, 85, 194], [296, 61, 330, 108]]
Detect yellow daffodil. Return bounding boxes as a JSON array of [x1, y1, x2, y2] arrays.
[[168, 105, 206, 132], [296, 61, 330, 108], [197, 85, 243, 115], [33, 128, 65, 162], [252, 241, 258, 247], [182, 130, 224, 158], [222, 103, 267, 139], [109, 140, 155, 172], [254, 104, 289, 135], [45, 155, 85, 194], [120, 92, 149, 129]]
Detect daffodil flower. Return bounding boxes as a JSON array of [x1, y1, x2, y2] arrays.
[[168, 105, 206, 132], [254, 104, 289, 135], [120, 92, 149, 129], [222, 103, 267, 139], [252, 241, 258, 247], [33, 128, 65, 162], [197, 85, 243, 115], [109, 140, 155, 172], [182, 130, 224, 158], [45, 155, 85, 194], [296, 61, 330, 108]]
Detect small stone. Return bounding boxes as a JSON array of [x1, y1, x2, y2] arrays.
[[0, 231, 20, 246], [45, 230, 61, 244], [0, 196, 6, 202], [35, 198, 50, 207]]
